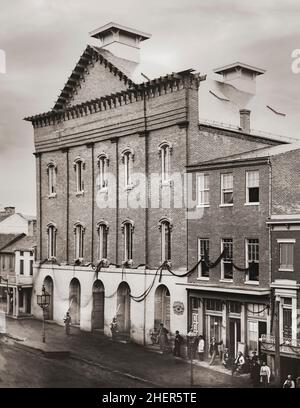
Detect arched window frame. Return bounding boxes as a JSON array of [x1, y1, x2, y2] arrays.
[[73, 157, 85, 195], [73, 222, 85, 261], [158, 142, 172, 184], [97, 153, 109, 191], [47, 161, 57, 197], [159, 217, 172, 262], [46, 223, 57, 259], [97, 221, 109, 261], [121, 148, 135, 189], [121, 220, 134, 262]]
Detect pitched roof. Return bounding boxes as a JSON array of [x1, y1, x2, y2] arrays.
[[2, 235, 36, 253], [0, 233, 26, 251], [0, 213, 10, 223], [199, 76, 299, 143], [52, 45, 135, 112], [189, 140, 300, 168]]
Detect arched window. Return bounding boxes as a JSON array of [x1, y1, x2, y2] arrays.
[[97, 221, 109, 260], [74, 223, 85, 260], [47, 162, 57, 196], [97, 154, 109, 190], [121, 149, 134, 188], [158, 142, 172, 183], [121, 220, 134, 262], [159, 218, 172, 262], [74, 158, 85, 194], [47, 223, 57, 259]]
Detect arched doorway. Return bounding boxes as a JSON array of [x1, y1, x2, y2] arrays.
[[69, 278, 81, 326], [43, 276, 54, 320], [92, 280, 105, 331], [154, 285, 170, 331], [117, 282, 131, 340]]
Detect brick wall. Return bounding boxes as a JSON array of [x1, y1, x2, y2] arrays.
[[187, 163, 270, 287], [271, 230, 300, 283], [271, 149, 300, 215]]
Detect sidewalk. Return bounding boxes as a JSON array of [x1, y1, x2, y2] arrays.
[[3, 317, 251, 388]]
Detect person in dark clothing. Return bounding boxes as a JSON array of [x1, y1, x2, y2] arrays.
[[173, 330, 183, 357], [63, 311, 72, 335], [158, 323, 169, 353], [209, 337, 223, 365]]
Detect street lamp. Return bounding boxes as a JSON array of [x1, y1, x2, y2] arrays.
[[274, 294, 281, 387], [37, 285, 51, 343], [188, 332, 197, 387]]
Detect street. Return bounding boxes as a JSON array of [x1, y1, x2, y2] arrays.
[[0, 319, 251, 388]]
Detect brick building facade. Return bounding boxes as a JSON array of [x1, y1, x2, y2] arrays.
[[25, 23, 298, 357]]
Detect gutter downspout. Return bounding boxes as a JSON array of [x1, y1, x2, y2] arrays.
[[143, 90, 148, 347]]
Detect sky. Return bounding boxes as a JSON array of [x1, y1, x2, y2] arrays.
[[0, 0, 299, 214]]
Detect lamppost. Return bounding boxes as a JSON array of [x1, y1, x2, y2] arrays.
[[274, 294, 281, 387], [188, 332, 197, 387], [37, 285, 51, 343]]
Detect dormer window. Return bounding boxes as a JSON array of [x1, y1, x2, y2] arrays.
[[74, 223, 85, 260], [47, 162, 57, 197], [74, 158, 85, 194], [121, 149, 134, 189], [97, 154, 109, 191], [158, 142, 172, 183]]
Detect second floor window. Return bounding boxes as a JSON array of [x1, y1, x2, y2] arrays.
[[122, 149, 134, 189], [221, 238, 233, 280], [122, 221, 134, 261], [20, 259, 24, 275], [198, 238, 209, 278], [197, 174, 210, 206], [47, 163, 56, 196], [279, 242, 294, 271], [160, 220, 172, 262], [74, 224, 84, 260], [159, 143, 172, 183], [282, 298, 292, 339], [246, 171, 259, 203], [47, 224, 57, 259], [98, 222, 108, 260], [221, 173, 233, 204], [74, 159, 84, 193], [246, 239, 259, 281], [97, 154, 109, 190]]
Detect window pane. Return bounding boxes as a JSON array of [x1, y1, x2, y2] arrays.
[[247, 171, 259, 187], [198, 239, 209, 277], [283, 308, 292, 338], [249, 187, 259, 203]]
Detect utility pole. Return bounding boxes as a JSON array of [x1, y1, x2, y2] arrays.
[[274, 295, 281, 387]]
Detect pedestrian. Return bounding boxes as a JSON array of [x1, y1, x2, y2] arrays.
[[110, 316, 118, 342], [232, 351, 245, 376], [296, 376, 300, 388], [222, 347, 231, 369], [186, 326, 197, 359], [173, 330, 183, 357], [283, 374, 295, 388], [63, 311, 72, 335], [158, 323, 169, 353], [260, 361, 271, 387], [250, 359, 261, 387], [209, 336, 223, 366], [150, 328, 158, 345], [197, 335, 205, 361]]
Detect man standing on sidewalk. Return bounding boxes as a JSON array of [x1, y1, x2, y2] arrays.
[[64, 311, 72, 335]]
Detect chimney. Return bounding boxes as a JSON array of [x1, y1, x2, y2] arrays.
[[28, 220, 37, 237], [89, 22, 151, 63], [213, 62, 265, 94], [240, 109, 251, 133], [4, 206, 15, 215]]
